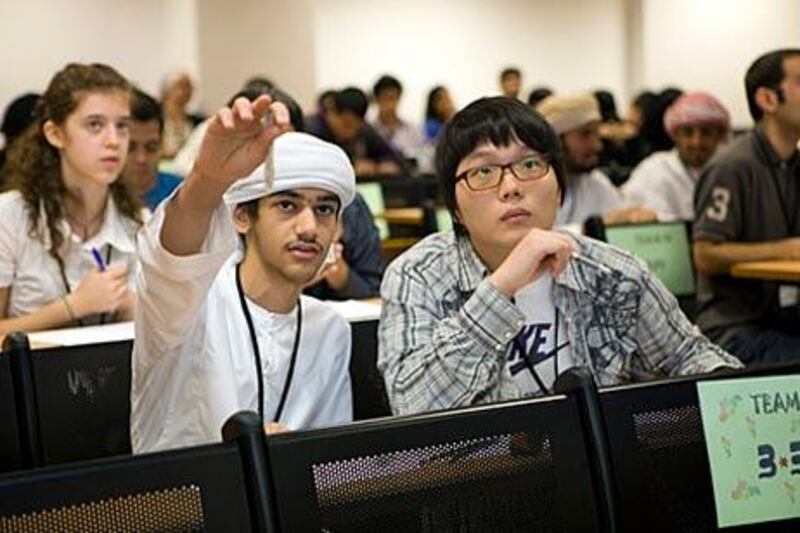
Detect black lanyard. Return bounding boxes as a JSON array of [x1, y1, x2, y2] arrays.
[[58, 245, 113, 327], [235, 262, 302, 423], [519, 308, 570, 395], [754, 132, 798, 234]]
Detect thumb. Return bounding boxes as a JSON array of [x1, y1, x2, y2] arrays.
[[254, 102, 291, 150]]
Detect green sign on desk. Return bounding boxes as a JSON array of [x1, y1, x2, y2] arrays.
[[697, 375, 800, 528]]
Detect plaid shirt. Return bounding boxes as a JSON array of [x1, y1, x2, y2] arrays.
[[378, 231, 743, 416]]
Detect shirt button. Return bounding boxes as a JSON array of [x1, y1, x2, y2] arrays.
[[504, 331, 513, 339], [494, 343, 503, 350]]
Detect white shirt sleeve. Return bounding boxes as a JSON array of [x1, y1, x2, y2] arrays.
[[589, 169, 624, 213], [312, 315, 353, 426], [0, 192, 24, 288], [134, 198, 237, 362]]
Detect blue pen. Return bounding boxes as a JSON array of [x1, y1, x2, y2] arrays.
[[91, 247, 107, 272]]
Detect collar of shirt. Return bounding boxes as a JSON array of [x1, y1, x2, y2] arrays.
[[754, 125, 800, 171], [38, 194, 138, 255]]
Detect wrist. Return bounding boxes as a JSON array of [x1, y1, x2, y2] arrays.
[[488, 270, 516, 299], [63, 294, 81, 321]]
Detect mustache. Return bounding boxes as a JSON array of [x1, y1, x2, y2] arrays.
[[287, 238, 322, 253]]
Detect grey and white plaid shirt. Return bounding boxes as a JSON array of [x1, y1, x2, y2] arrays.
[[378, 230, 743, 416]]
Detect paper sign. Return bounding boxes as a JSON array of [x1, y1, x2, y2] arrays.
[[697, 375, 800, 528], [605, 222, 695, 296]]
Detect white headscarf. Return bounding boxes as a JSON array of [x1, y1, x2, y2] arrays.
[[223, 132, 356, 209]]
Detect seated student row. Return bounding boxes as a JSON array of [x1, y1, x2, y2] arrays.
[[0, 65, 384, 342], [2, 50, 798, 453]]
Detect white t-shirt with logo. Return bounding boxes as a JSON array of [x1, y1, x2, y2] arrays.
[[505, 273, 573, 396]]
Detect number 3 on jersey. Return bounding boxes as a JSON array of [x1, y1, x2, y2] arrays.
[[706, 186, 731, 222]]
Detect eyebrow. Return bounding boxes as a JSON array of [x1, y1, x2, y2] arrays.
[[81, 113, 131, 121], [269, 191, 339, 203]]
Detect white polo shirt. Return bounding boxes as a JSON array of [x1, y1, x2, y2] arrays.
[[0, 190, 141, 321], [623, 149, 700, 221], [131, 200, 352, 453]]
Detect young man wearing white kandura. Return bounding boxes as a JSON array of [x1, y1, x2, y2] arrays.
[[131, 95, 356, 453]]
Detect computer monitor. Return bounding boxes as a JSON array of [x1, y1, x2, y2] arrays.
[[604, 221, 695, 297]]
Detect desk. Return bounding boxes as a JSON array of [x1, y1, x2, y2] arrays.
[[729, 260, 800, 282], [25, 299, 389, 422], [380, 207, 424, 226], [28, 300, 382, 348]]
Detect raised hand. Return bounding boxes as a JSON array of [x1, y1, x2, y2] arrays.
[[194, 94, 291, 192], [489, 228, 578, 298]]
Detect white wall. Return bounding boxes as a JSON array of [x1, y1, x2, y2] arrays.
[[4, 1, 799, 134], [313, 0, 628, 124], [195, 0, 317, 113], [640, 0, 800, 128], [0, 0, 199, 135]]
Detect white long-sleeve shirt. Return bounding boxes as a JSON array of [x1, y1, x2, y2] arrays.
[[130, 199, 352, 453], [622, 149, 700, 221], [554, 169, 623, 227]]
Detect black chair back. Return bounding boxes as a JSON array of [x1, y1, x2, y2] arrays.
[[0, 351, 22, 473], [31, 340, 133, 464], [599, 364, 800, 532], [0, 411, 270, 532], [349, 320, 391, 420], [265, 395, 603, 532]]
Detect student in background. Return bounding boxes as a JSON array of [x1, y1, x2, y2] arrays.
[[378, 97, 741, 416], [132, 95, 356, 452], [693, 48, 800, 364], [122, 89, 182, 211], [370, 75, 423, 163], [160, 71, 204, 159], [424, 86, 456, 143], [537, 92, 656, 229], [623, 92, 730, 221], [306, 87, 405, 177], [499, 67, 522, 100], [0, 63, 143, 339]]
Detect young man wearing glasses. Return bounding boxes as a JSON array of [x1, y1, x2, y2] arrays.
[[377, 97, 741, 416]]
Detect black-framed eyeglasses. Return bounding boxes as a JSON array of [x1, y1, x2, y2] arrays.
[[456, 155, 551, 191]]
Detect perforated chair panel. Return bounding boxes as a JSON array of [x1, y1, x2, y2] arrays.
[[0, 485, 204, 532], [0, 442, 252, 532], [268, 396, 599, 532], [31, 341, 133, 465]]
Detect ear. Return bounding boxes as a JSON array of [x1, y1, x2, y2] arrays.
[[754, 86, 779, 116], [232, 205, 252, 236], [42, 120, 65, 149]]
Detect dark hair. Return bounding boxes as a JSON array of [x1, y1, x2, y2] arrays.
[[1, 93, 40, 141], [333, 87, 368, 118], [593, 90, 619, 122], [227, 86, 305, 133], [317, 89, 336, 111], [436, 97, 565, 236], [527, 87, 553, 107], [242, 76, 275, 93], [632, 91, 656, 117], [745, 48, 800, 122], [639, 87, 682, 153], [425, 86, 447, 121], [131, 88, 163, 132], [6, 63, 141, 267], [373, 75, 402, 98], [500, 67, 521, 81]]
